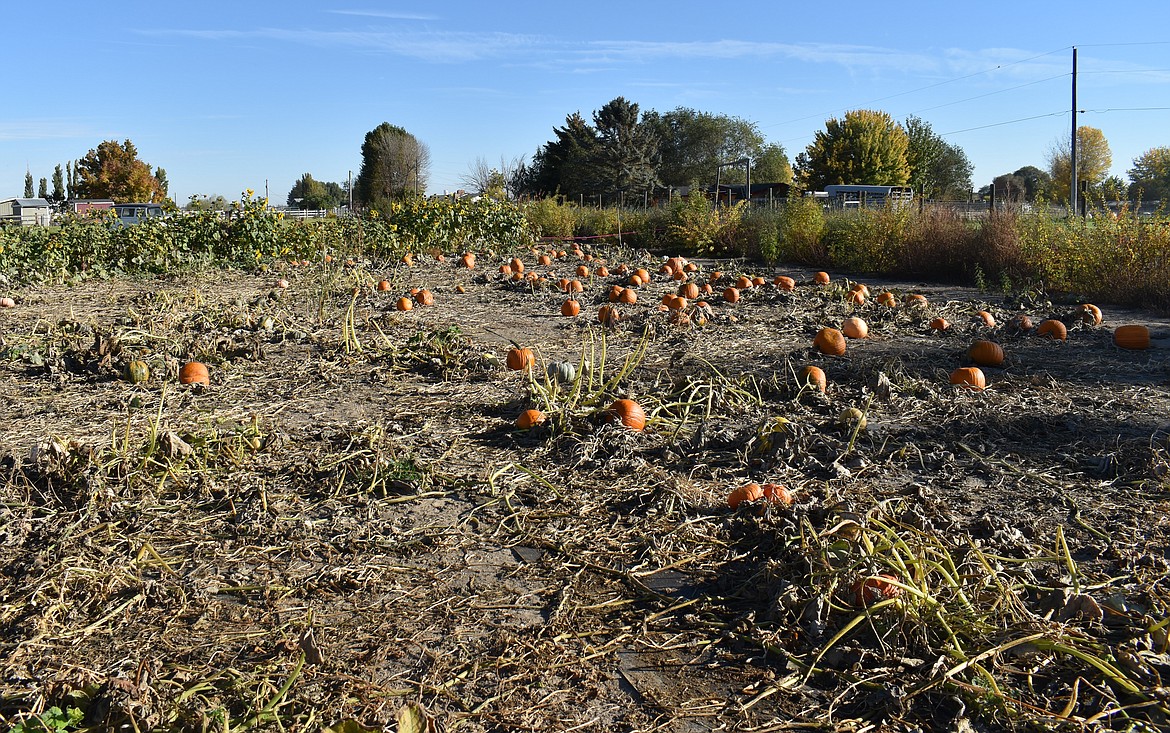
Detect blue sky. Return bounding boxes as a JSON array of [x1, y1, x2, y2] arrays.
[[4, 2, 1168, 204]]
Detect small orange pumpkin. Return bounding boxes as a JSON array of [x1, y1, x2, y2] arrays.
[[376, 280, 391, 292], [460, 253, 476, 269], [506, 346, 534, 371], [598, 305, 620, 326], [774, 275, 796, 291], [1079, 304, 1103, 326], [904, 294, 928, 308], [727, 482, 764, 509], [179, 361, 210, 387], [606, 398, 646, 431], [949, 366, 986, 391], [760, 483, 794, 507], [813, 271, 831, 285], [509, 257, 525, 273], [618, 288, 637, 305], [876, 292, 898, 308], [852, 573, 903, 606], [974, 310, 996, 328], [414, 289, 434, 306], [595, 265, 610, 277], [395, 297, 413, 312], [576, 265, 591, 278], [798, 365, 827, 393], [517, 409, 547, 430], [560, 299, 581, 317], [723, 287, 740, 303], [736, 275, 753, 290], [1113, 324, 1150, 350], [814, 327, 847, 356], [929, 317, 950, 332], [678, 282, 700, 300]]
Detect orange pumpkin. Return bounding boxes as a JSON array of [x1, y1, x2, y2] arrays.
[[395, 297, 413, 312], [595, 266, 610, 277], [560, 299, 581, 317], [852, 573, 903, 606], [678, 282, 700, 300], [606, 398, 646, 431], [576, 265, 591, 278], [509, 257, 525, 273], [967, 340, 1004, 367], [179, 361, 210, 387], [847, 290, 866, 306], [929, 317, 950, 332], [876, 291, 898, 308], [814, 327, 847, 356], [1113, 324, 1150, 350], [628, 274, 644, 287], [506, 346, 534, 371], [568, 279, 584, 293], [1035, 319, 1067, 340], [736, 275, 753, 290], [414, 289, 434, 306], [813, 271, 831, 285], [1079, 303, 1103, 326], [634, 268, 650, 283], [774, 275, 796, 291], [761, 483, 794, 507], [974, 310, 996, 328], [798, 365, 827, 393], [727, 482, 764, 509], [617, 288, 637, 305], [538, 254, 552, 266], [841, 317, 868, 339], [516, 409, 547, 430], [376, 280, 391, 292], [723, 287, 741, 303], [904, 294, 928, 308], [598, 305, 620, 326], [665, 295, 687, 311], [460, 253, 476, 269], [949, 366, 986, 391], [455, 284, 466, 294]]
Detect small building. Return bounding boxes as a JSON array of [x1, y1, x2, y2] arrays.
[[68, 199, 115, 216], [0, 197, 52, 226], [822, 184, 913, 209]]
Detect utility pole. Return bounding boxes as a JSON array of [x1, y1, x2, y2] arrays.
[[1070, 46, 1078, 215]]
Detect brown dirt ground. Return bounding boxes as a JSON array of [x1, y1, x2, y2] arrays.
[[2, 248, 1170, 732]]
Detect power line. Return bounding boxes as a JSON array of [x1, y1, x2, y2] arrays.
[[761, 45, 1071, 129], [909, 73, 1067, 115], [941, 111, 1069, 136]]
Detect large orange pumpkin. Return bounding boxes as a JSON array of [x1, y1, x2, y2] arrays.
[[1035, 319, 1067, 340], [607, 399, 647, 431], [1113, 324, 1150, 350], [723, 287, 740, 303], [560, 299, 581, 317], [814, 327, 847, 356], [967, 340, 1004, 367], [678, 282, 700, 300], [842, 317, 868, 339], [774, 275, 796, 291], [516, 409, 547, 430]]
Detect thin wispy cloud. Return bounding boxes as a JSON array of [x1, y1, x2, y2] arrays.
[[0, 120, 100, 141], [328, 10, 439, 21], [140, 27, 543, 63]]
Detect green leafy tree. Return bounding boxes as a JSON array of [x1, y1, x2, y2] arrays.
[[992, 174, 1026, 203], [904, 115, 972, 199], [1127, 146, 1170, 201], [1012, 165, 1051, 202], [752, 143, 794, 185], [74, 139, 164, 203], [591, 96, 660, 197], [51, 164, 65, 202], [647, 107, 777, 186], [288, 173, 340, 209], [797, 110, 910, 190], [186, 194, 230, 211], [37, 177, 48, 199], [24, 171, 34, 198], [1047, 125, 1111, 203], [355, 123, 430, 204]]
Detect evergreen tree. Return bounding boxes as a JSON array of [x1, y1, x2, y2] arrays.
[[24, 171, 34, 198], [355, 123, 430, 204], [51, 164, 65, 202], [591, 97, 660, 198], [38, 177, 48, 199]]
